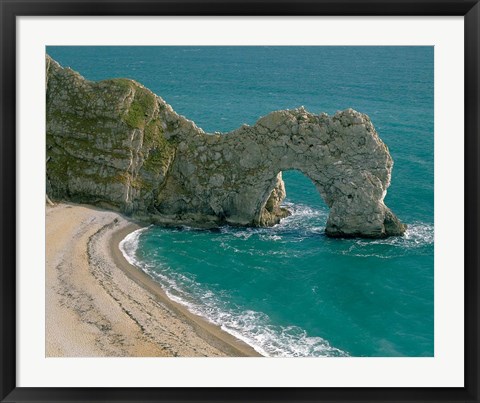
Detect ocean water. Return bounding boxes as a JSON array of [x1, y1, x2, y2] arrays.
[[47, 46, 434, 357]]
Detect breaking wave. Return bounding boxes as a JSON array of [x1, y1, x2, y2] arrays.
[[338, 222, 434, 259], [119, 202, 432, 357], [119, 215, 348, 357]]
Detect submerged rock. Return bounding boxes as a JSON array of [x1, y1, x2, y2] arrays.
[[46, 55, 406, 238]]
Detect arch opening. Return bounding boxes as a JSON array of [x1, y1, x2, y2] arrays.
[[281, 170, 329, 213], [257, 170, 330, 229], [257, 167, 406, 238]]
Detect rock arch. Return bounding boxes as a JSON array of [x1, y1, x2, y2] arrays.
[[46, 54, 406, 238], [157, 108, 406, 238]]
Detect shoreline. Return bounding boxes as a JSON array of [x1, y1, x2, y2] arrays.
[[46, 202, 260, 357], [108, 218, 261, 357]]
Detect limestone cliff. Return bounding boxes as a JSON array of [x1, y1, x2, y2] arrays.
[[46, 54, 406, 238]]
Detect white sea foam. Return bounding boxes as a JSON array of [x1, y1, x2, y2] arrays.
[[280, 202, 327, 226], [142, 263, 348, 357], [404, 222, 434, 245], [218, 202, 327, 243], [339, 222, 434, 258], [119, 227, 347, 357], [118, 227, 150, 267]]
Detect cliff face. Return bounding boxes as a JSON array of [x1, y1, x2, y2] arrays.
[[46, 55, 406, 238], [46, 56, 176, 216]]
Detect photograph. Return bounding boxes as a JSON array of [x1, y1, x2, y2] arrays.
[[45, 46, 434, 358], [2, 1, 479, 401]]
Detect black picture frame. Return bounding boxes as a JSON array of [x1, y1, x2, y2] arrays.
[[1, 1, 479, 402]]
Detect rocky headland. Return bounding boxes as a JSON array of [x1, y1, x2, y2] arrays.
[[46, 54, 406, 238]]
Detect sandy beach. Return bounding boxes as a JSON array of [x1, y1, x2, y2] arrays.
[[46, 202, 260, 357]]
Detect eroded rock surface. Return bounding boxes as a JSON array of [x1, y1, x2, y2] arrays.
[[46, 55, 406, 238]]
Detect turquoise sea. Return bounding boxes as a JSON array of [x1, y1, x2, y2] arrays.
[[47, 46, 434, 357]]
